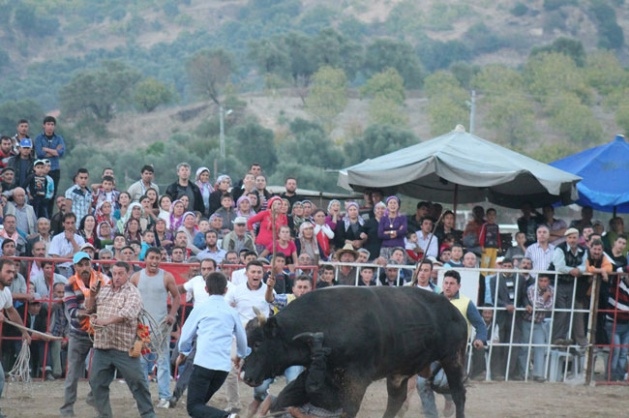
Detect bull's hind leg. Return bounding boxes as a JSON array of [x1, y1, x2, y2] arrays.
[[383, 374, 409, 418], [441, 354, 466, 418]]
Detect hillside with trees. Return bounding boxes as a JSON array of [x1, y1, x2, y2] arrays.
[[1, 0, 628, 192]]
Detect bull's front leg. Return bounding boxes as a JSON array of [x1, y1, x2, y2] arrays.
[[441, 353, 466, 418], [383, 374, 410, 418], [338, 373, 369, 418]]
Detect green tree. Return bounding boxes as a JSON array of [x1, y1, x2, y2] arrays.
[[472, 65, 538, 147], [0, 99, 43, 137], [368, 96, 409, 127], [343, 124, 418, 166], [59, 61, 142, 122], [546, 93, 603, 144], [424, 72, 469, 135], [364, 39, 423, 88], [524, 52, 592, 105], [310, 29, 363, 81], [186, 49, 236, 105], [134, 77, 176, 112], [530, 37, 586, 67], [305, 66, 348, 132], [615, 102, 629, 137], [234, 120, 277, 172], [361, 68, 406, 104], [280, 122, 344, 168], [584, 50, 629, 100]]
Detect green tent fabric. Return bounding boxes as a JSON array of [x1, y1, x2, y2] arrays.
[[338, 125, 581, 209]]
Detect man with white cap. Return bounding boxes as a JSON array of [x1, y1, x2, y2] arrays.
[[550, 227, 588, 345], [60, 251, 109, 417], [222, 216, 256, 254]]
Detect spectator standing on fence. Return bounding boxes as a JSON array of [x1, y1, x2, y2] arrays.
[[130, 247, 180, 409], [488, 258, 527, 380], [586, 239, 613, 345], [519, 272, 554, 382], [524, 225, 555, 276], [550, 228, 588, 346], [59, 251, 109, 417]]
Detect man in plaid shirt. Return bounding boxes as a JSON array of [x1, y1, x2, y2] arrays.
[[86, 261, 156, 418]]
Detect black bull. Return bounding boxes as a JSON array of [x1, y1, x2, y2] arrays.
[[242, 286, 469, 418]]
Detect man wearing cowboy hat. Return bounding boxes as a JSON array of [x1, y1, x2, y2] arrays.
[[335, 244, 359, 286]]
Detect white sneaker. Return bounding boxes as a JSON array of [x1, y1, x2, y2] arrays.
[[157, 398, 170, 409], [227, 414, 240, 418]]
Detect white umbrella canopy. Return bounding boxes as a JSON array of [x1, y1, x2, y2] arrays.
[[338, 125, 581, 209]]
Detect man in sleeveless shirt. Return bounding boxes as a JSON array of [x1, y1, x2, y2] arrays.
[[130, 247, 180, 409]]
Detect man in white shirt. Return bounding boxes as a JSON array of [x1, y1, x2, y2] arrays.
[[127, 165, 159, 202], [169, 258, 219, 408], [417, 217, 438, 259], [225, 260, 274, 416], [48, 213, 85, 278]]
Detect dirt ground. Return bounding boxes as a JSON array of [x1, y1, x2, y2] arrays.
[[2, 377, 627, 418]]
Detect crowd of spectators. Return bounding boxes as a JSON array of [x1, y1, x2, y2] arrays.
[[0, 116, 627, 415]]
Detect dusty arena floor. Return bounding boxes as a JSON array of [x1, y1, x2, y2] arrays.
[[2, 377, 627, 417]]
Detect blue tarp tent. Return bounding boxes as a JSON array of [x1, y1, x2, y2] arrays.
[[550, 134, 629, 213]]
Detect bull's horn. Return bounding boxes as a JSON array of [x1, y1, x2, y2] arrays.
[[293, 332, 316, 342], [252, 306, 266, 326]]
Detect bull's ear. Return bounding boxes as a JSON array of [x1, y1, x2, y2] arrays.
[[264, 316, 280, 338]]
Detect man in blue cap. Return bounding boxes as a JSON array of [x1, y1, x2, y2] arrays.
[[60, 251, 109, 417]]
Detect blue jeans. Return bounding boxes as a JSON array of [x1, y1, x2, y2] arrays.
[[253, 366, 304, 401], [90, 349, 156, 418], [605, 321, 629, 381], [519, 320, 549, 378], [416, 362, 451, 418], [140, 333, 172, 400], [186, 365, 228, 418]]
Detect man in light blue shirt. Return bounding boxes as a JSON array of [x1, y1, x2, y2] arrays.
[[178, 271, 249, 418]]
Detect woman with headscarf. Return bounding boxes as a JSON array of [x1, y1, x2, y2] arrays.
[[116, 201, 142, 234], [312, 209, 334, 259], [97, 221, 114, 248], [288, 201, 305, 237], [363, 201, 386, 261], [334, 201, 366, 250], [378, 196, 407, 259], [236, 195, 256, 220], [168, 199, 186, 236], [325, 199, 342, 231], [295, 221, 324, 263], [246, 195, 288, 254], [208, 174, 231, 215], [123, 218, 142, 243], [195, 167, 214, 217], [94, 200, 115, 230], [177, 211, 202, 255]]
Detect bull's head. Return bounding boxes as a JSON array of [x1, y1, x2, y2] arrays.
[[241, 307, 310, 387]]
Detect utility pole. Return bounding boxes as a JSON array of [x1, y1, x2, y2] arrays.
[[219, 105, 225, 174], [469, 90, 476, 135]]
